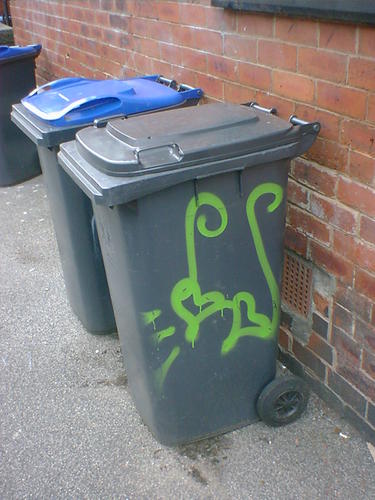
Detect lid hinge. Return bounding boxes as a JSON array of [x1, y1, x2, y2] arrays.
[[243, 101, 278, 115], [289, 115, 321, 134]]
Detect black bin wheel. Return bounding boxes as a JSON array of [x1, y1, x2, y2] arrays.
[[256, 375, 309, 427]]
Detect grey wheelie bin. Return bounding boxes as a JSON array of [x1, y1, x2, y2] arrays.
[[11, 76, 203, 334], [58, 102, 320, 444], [0, 44, 41, 186]]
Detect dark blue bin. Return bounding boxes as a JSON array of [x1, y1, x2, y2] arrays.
[[11, 75, 203, 334], [0, 44, 41, 186]]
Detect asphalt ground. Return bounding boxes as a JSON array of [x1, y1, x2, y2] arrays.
[[1, 176, 374, 499]]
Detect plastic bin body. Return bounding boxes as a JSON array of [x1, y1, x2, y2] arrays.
[[11, 77, 202, 334], [57, 103, 319, 444], [0, 44, 41, 186]]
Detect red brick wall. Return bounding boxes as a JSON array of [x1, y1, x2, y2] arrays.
[[10, 0, 375, 439]]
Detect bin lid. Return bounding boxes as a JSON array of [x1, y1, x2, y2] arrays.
[[0, 44, 42, 65], [58, 102, 320, 206], [75, 103, 295, 175], [21, 76, 203, 127]]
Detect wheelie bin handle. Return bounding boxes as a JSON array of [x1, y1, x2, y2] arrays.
[[94, 114, 128, 128], [27, 78, 83, 97]]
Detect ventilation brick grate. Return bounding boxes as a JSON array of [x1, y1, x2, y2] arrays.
[[282, 253, 312, 318]]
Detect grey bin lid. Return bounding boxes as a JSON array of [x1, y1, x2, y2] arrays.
[[58, 103, 320, 206]]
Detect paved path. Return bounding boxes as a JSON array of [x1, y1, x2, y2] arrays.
[[1, 177, 374, 499]]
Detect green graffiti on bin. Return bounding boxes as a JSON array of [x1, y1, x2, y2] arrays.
[[142, 182, 283, 391]]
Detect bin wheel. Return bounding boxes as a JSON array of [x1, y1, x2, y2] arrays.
[[256, 375, 309, 427]]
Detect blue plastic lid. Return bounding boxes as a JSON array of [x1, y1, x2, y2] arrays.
[[21, 75, 203, 127], [0, 44, 42, 65]]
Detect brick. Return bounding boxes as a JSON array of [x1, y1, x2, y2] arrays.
[[291, 158, 337, 197], [328, 370, 366, 416], [194, 74, 223, 100], [356, 269, 375, 304], [294, 104, 340, 142], [363, 350, 375, 380], [205, 6, 237, 32], [172, 25, 195, 48], [284, 225, 308, 257], [145, 20, 175, 44], [273, 70, 314, 103], [310, 193, 357, 234], [349, 58, 375, 92], [308, 332, 333, 364], [359, 27, 375, 58], [341, 120, 375, 155], [333, 230, 356, 262], [305, 138, 348, 173], [299, 47, 347, 84], [337, 177, 375, 217], [310, 241, 353, 285], [319, 22, 357, 53], [159, 43, 182, 65], [356, 317, 375, 353], [275, 17, 317, 46], [237, 13, 274, 37], [157, 1, 179, 23], [181, 47, 207, 73], [110, 13, 131, 32], [316, 82, 367, 120], [193, 29, 223, 55], [223, 83, 256, 104], [333, 305, 354, 335], [133, 52, 153, 74], [238, 62, 272, 91], [133, 0, 155, 19], [288, 205, 330, 244], [100, 0, 114, 9], [151, 59, 172, 79], [338, 364, 375, 402], [178, 4, 206, 28], [287, 179, 308, 208], [335, 284, 372, 323], [357, 237, 375, 273], [223, 34, 257, 62], [258, 40, 297, 72], [368, 95, 375, 124], [313, 291, 330, 318], [134, 37, 160, 58], [207, 55, 238, 82], [360, 215, 375, 246], [293, 339, 326, 380], [312, 312, 329, 340], [255, 92, 295, 119], [349, 151, 375, 186]]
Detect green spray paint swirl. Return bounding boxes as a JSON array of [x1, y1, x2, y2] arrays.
[[220, 182, 283, 354], [143, 183, 284, 390], [171, 193, 232, 347]]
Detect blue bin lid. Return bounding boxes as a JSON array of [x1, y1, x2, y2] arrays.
[[21, 75, 203, 127], [0, 44, 42, 65]]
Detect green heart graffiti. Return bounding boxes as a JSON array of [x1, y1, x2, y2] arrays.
[[142, 182, 283, 392]]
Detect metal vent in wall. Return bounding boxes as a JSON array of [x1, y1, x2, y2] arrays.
[[282, 253, 312, 318]]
